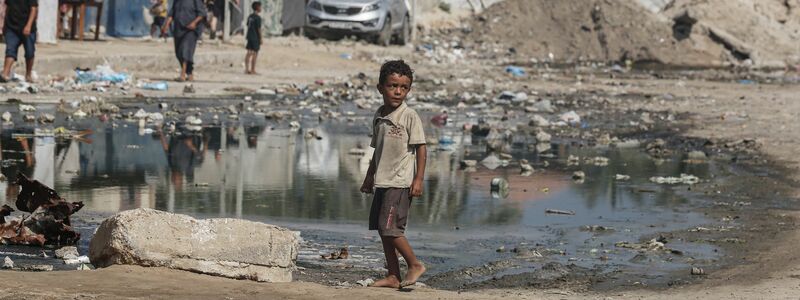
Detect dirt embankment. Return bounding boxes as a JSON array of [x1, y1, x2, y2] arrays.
[[461, 0, 800, 68]]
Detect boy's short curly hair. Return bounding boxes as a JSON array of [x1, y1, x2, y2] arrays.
[[379, 60, 414, 85], [252, 1, 261, 9]]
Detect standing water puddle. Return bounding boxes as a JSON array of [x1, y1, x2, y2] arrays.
[[0, 100, 720, 286]]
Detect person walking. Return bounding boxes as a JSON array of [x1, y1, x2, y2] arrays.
[[2, 0, 38, 82], [162, 0, 207, 82]]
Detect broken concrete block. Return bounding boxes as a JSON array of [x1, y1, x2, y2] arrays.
[[89, 208, 299, 282]]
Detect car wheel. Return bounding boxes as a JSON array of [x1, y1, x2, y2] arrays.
[[397, 16, 410, 45], [376, 16, 392, 47]]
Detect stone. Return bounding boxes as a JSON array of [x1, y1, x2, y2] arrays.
[[55, 246, 79, 260], [2, 256, 13, 269], [89, 208, 298, 282]]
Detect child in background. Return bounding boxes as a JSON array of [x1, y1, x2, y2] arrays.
[[244, 1, 263, 74], [150, 0, 168, 38]]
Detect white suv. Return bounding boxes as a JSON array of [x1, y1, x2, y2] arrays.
[[305, 0, 412, 46]]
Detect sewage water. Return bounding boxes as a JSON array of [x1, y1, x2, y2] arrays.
[[0, 101, 720, 282]]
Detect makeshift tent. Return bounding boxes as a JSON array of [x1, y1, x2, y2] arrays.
[[106, 0, 152, 37], [281, 0, 305, 34]]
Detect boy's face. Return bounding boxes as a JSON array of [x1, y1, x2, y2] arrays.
[[378, 73, 412, 109], [255, 5, 262, 12]]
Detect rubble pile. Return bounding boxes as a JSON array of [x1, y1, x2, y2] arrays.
[[0, 174, 83, 247]]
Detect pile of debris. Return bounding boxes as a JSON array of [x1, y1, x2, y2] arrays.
[[0, 174, 83, 247]]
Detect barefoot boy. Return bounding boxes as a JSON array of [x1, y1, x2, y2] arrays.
[[361, 60, 427, 288], [244, 1, 263, 74]]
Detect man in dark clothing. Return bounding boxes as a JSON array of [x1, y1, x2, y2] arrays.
[[2, 0, 38, 83], [162, 0, 207, 82], [244, 1, 262, 74]]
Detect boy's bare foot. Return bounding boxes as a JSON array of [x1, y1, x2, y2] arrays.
[[25, 77, 33, 83], [369, 276, 400, 288], [187, 74, 194, 81], [400, 263, 426, 287], [176, 76, 185, 82]]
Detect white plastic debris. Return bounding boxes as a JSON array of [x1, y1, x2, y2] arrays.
[[649, 174, 700, 184]]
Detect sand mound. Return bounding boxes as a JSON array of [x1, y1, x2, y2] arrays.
[[463, 0, 800, 68]]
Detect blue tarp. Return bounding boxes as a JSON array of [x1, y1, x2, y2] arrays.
[[106, 0, 154, 37]]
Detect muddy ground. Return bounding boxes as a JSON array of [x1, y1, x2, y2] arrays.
[[0, 34, 798, 299]]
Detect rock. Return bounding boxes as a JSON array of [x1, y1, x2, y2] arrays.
[[19, 264, 53, 272], [572, 171, 586, 180], [559, 111, 581, 124], [55, 246, 79, 259], [535, 130, 552, 143], [529, 114, 550, 127], [1, 111, 11, 123], [89, 208, 298, 282], [2, 256, 12, 269], [687, 150, 707, 160], [183, 84, 195, 94]]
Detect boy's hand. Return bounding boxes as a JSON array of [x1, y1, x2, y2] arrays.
[[410, 178, 423, 198], [22, 26, 31, 36], [161, 25, 168, 35], [187, 22, 197, 30], [360, 177, 374, 194]]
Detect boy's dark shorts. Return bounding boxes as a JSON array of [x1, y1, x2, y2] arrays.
[[369, 188, 412, 237], [153, 16, 166, 28], [4, 29, 35, 60], [246, 39, 260, 51]]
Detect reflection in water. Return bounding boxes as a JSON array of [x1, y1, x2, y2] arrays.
[[0, 119, 711, 235], [0, 115, 722, 277]]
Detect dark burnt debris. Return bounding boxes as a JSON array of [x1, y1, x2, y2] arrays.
[[0, 173, 83, 247]]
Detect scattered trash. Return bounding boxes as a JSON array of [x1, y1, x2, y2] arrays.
[[2, 256, 12, 269], [691, 267, 705, 275], [140, 81, 168, 91], [0, 174, 84, 246], [581, 225, 614, 232], [615, 174, 631, 181], [18, 264, 53, 272], [75, 64, 130, 84], [572, 171, 586, 181], [505, 66, 526, 77], [650, 174, 700, 184], [546, 209, 576, 216], [320, 247, 349, 260], [519, 159, 534, 174], [490, 178, 509, 199], [183, 84, 196, 94], [559, 111, 581, 125], [460, 160, 477, 169], [356, 278, 374, 287]]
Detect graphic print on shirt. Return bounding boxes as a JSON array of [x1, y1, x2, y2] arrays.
[[386, 124, 406, 139]]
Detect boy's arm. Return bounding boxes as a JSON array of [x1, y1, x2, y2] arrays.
[[410, 144, 426, 197], [23, 5, 38, 36], [360, 158, 376, 194]]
